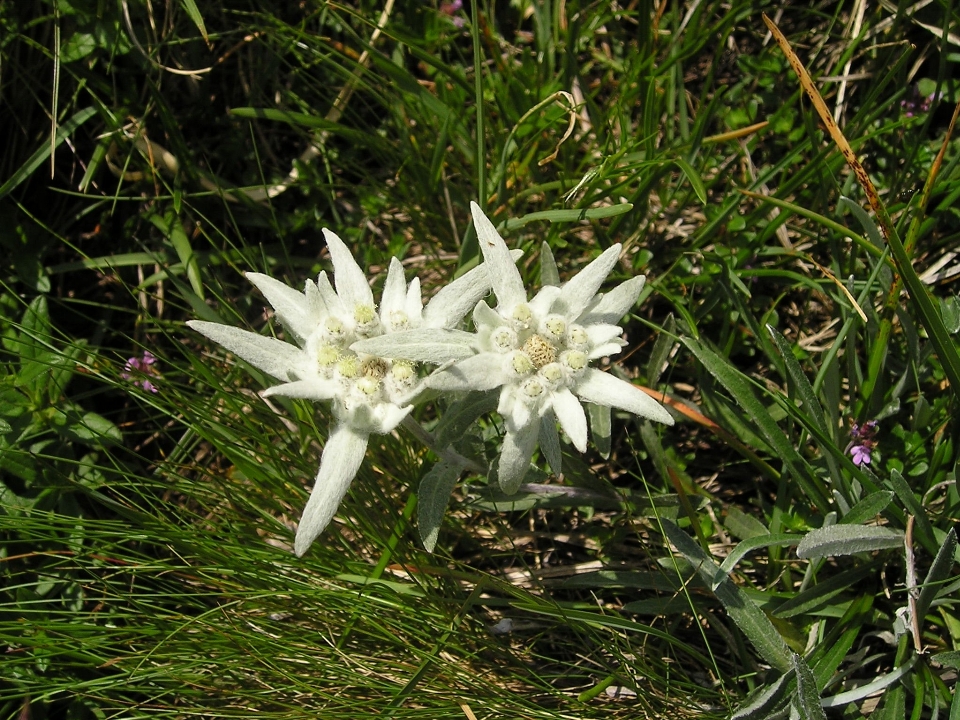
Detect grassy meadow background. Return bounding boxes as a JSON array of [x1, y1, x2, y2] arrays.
[[2, 0, 960, 717]]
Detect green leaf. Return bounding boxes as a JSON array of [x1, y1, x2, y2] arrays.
[[19, 295, 52, 365], [674, 157, 707, 204], [586, 403, 611, 458], [915, 528, 957, 623], [730, 670, 794, 720], [718, 534, 798, 576], [433, 391, 498, 450], [646, 313, 676, 386], [682, 336, 828, 509], [724, 506, 771, 540], [417, 460, 464, 552], [887, 468, 936, 552], [766, 325, 828, 436], [940, 295, 960, 334], [180, 0, 209, 41], [840, 491, 894, 525], [147, 211, 204, 300], [501, 203, 633, 230], [661, 519, 792, 673], [773, 565, 874, 619], [796, 524, 903, 560], [0, 107, 97, 199], [793, 653, 827, 720]]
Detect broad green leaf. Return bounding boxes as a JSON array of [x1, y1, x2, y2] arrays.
[[820, 656, 916, 708], [932, 650, 960, 669], [674, 157, 707, 204], [796, 524, 903, 560], [417, 460, 464, 552], [502, 203, 633, 230], [916, 528, 957, 623], [839, 195, 883, 248], [433, 391, 498, 450], [147, 211, 203, 300], [0, 107, 97, 199], [725, 506, 771, 540], [19, 295, 52, 365], [646, 313, 676, 386], [719, 534, 797, 577], [662, 518, 792, 673], [773, 565, 875, 619], [730, 670, 794, 720], [766, 324, 828, 436], [840, 491, 894, 525], [793, 653, 827, 720], [682, 336, 828, 508], [940, 295, 960, 334], [587, 402, 611, 458], [887, 468, 936, 553]]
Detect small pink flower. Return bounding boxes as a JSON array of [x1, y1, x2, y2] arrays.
[[122, 351, 160, 393]]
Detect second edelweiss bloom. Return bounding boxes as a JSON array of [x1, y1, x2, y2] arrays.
[[432, 202, 673, 492]]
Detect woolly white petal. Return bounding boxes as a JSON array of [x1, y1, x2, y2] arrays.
[[529, 285, 562, 317], [405, 276, 424, 324], [470, 202, 526, 312], [472, 300, 504, 331], [422, 249, 523, 329], [246, 272, 315, 343], [294, 426, 368, 556], [316, 271, 345, 317], [497, 421, 540, 494], [426, 353, 507, 391], [574, 368, 673, 425], [554, 244, 621, 319], [355, 402, 413, 435], [323, 229, 374, 310], [380, 257, 409, 325], [588, 342, 626, 360], [187, 321, 301, 380], [351, 328, 477, 364], [262, 379, 338, 402], [551, 387, 588, 452], [585, 323, 624, 348], [579, 275, 646, 325]]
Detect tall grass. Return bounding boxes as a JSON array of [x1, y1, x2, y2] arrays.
[[2, 1, 960, 717]]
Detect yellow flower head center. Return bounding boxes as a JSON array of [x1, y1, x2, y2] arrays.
[[355, 376, 381, 396], [360, 357, 388, 380], [522, 334, 557, 369], [354, 304, 377, 326], [510, 351, 535, 376], [391, 360, 416, 383], [336, 356, 359, 378], [562, 350, 587, 372], [316, 345, 340, 368]]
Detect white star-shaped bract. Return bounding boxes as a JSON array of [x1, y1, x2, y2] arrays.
[[361, 202, 673, 493], [188, 229, 497, 555]]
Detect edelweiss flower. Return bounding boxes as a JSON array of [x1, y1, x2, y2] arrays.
[[188, 229, 496, 555], [358, 202, 673, 492]]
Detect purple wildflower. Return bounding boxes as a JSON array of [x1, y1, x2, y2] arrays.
[[122, 351, 160, 393], [847, 420, 878, 467], [440, 0, 465, 27], [850, 444, 871, 467]]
